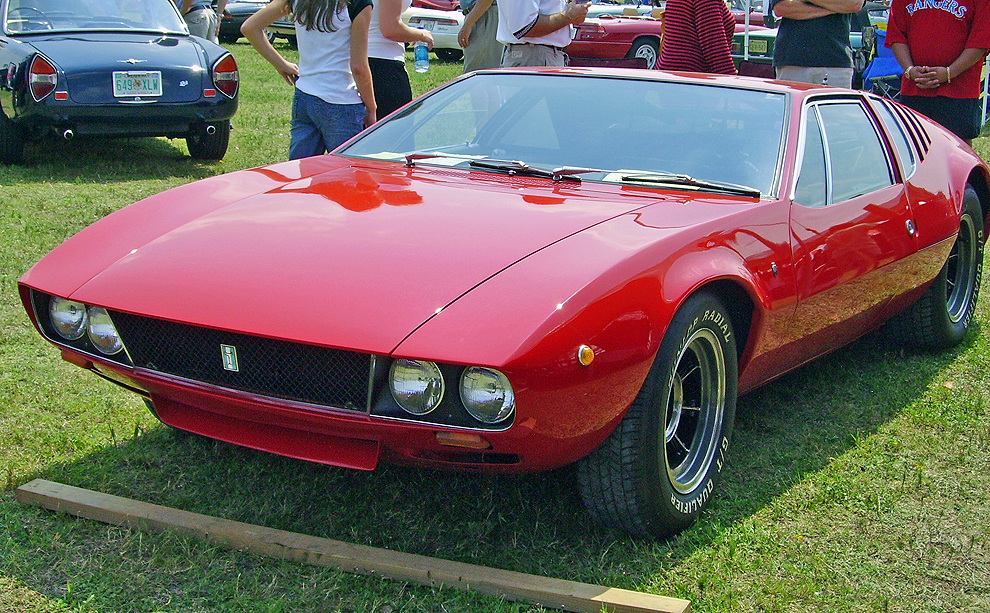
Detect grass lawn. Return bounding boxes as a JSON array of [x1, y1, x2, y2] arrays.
[[1, 43, 989, 613]]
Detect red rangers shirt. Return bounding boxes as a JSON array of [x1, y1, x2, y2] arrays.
[[886, 0, 990, 98]]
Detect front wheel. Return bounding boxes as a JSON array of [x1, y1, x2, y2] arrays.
[[577, 291, 737, 538], [887, 184, 984, 349], [186, 121, 230, 160]]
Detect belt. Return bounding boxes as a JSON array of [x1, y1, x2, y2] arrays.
[[507, 43, 565, 51]]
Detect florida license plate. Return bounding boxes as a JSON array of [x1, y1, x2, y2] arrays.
[[113, 71, 163, 97], [748, 40, 768, 54]]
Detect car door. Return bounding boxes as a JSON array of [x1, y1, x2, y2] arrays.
[[786, 96, 919, 360]]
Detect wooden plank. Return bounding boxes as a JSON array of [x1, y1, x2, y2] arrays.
[[16, 479, 690, 613]]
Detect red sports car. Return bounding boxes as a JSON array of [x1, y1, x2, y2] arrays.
[[567, 15, 768, 69], [19, 69, 988, 539]]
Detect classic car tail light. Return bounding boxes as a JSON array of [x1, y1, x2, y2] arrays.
[[29, 54, 58, 102], [212, 54, 239, 99], [409, 17, 459, 27], [573, 24, 607, 41]]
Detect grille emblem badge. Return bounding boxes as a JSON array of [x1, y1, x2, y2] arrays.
[[221, 344, 239, 372]]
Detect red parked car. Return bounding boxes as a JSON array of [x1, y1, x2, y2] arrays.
[[20, 69, 988, 539], [567, 15, 768, 70], [411, 0, 460, 11]]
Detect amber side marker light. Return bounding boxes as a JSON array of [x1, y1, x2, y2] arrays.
[[435, 432, 492, 449], [577, 344, 595, 366]]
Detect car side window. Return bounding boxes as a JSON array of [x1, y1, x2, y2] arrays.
[[871, 98, 917, 180], [817, 102, 894, 202], [794, 100, 894, 207], [794, 109, 828, 208]]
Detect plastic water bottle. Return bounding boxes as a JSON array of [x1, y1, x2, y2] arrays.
[[414, 33, 429, 73]]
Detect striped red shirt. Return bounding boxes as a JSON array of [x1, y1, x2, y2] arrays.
[[658, 0, 737, 75]]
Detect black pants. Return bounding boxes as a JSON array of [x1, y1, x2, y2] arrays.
[[898, 94, 982, 141], [369, 57, 412, 119]]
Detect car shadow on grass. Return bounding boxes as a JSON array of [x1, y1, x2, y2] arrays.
[[2, 325, 964, 609], [6, 135, 223, 183]]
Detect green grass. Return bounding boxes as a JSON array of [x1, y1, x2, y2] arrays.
[[2, 44, 990, 612]]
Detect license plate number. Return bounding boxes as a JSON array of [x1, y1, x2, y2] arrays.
[[417, 19, 436, 31], [113, 71, 162, 97], [748, 40, 768, 54]]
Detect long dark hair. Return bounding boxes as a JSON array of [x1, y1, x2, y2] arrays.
[[288, 0, 348, 32]]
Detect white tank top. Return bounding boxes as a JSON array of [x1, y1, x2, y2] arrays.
[[294, 6, 362, 105], [367, 0, 413, 62]]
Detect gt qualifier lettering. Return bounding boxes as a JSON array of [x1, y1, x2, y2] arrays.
[[671, 435, 730, 515]]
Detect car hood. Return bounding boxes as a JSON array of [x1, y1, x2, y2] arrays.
[[22, 158, 666, 355], [28, 34, 208, 104]]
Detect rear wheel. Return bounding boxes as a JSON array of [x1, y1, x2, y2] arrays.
[[887, 185, 984, 349], [0, 114, 25, 164], [577, 291, 737, 538], [435, 48, 464, 62], [626, 37, 659, 69], [186, 121, 230, 160]]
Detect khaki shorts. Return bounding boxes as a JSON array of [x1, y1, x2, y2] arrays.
[[501, 43, 566, 68], [184, 8, 218, 44]]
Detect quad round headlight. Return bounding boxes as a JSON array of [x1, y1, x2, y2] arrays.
[[460, 367, 515, 424], [49, 297, 88, 341], [86, 307, 123, 355], [389, 359, 444, 415]]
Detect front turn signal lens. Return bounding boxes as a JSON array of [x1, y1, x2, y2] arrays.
[[435, 432, 492, 449]]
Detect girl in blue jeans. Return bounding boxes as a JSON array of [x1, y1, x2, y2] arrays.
[[242, 0, 377, 159]]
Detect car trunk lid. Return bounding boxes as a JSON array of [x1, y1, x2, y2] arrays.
[[30, 34, 207, 104]]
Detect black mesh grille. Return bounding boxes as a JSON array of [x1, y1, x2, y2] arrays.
[[111, 312, 372, 411]]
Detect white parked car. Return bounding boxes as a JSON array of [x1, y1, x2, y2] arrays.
[[401, 7, 464, 62]]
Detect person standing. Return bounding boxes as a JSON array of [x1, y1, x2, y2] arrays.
[[886, 0, 990, 145], [496, 0, 590, 67], [368, 0, 434, 118], [176, 0, 224, 43], [458, 0, 504, 72], [768, 0, 865, 87], [658, 0, 737, 74], [242, 0, 376, 160]]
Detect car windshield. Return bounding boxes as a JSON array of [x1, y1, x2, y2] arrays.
[[340, 72, 787, 197], [4, 0, 186, 35]]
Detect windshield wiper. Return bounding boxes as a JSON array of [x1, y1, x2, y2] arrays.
[[469, 159, 601, 182], [404, 151, 479, 166], [619, 172, 762, 198]]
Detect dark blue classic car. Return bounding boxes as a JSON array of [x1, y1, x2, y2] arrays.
[[0, 0, 239, 163]]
